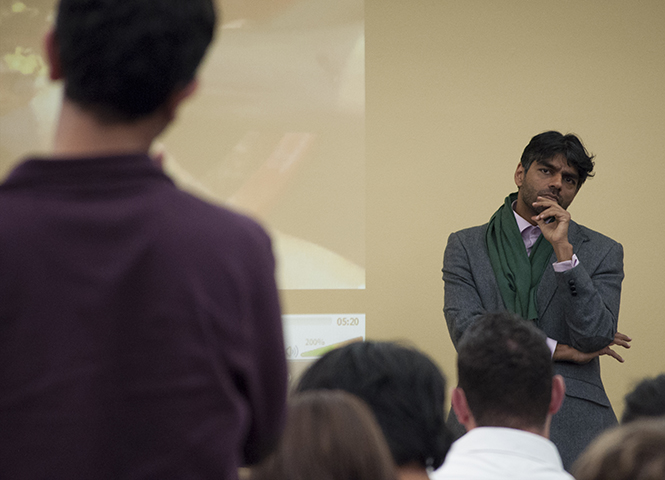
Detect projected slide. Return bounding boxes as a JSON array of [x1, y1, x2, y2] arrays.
[[0, 1, 59, 175], [0, 0, 365, 290], [282, 314, 365, 360]]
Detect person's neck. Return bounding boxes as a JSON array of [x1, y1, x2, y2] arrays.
[[513, 196, 537, 226], [398, 463, 430, 480], [52, 100, 166, 158]]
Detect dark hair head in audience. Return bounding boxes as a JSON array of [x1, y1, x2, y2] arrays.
[[249, 390, 397, 480], [573, 417, 665, 480], [294, 340, 451, 471], [457, 311, 553, 430], [53, 0, 217, 123], [520, 131, 595, 187], [621, 373, 665, 424]]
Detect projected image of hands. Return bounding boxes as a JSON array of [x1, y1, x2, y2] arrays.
[[162, 0, 365, 290]]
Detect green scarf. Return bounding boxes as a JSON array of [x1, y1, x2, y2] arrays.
[[485, 192, 553, 321]]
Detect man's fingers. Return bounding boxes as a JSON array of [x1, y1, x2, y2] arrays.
[[602, 347, 624, 363], [611, 339, 631, 349], [615, 332, 632, 342], [533, 196, 561, 208], [611, 332, 632, 349], [534, 198, 568, 217], [556, 343, 627, 364], [533, 206, 559, 223]]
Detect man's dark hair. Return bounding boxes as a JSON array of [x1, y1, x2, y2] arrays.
[[457, 311, 553, 429], [55, 0, 217, 122], [520, 131, 595, 187], [621, 374, 665, 424], [294, 341, 451, 470]]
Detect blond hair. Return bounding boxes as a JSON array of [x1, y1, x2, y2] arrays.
[[573, 417, 665, 480]]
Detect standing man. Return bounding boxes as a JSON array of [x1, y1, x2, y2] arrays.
[[432, 311, 573, 480], [0, 1, 287, 479], [442, 131, 630, 469]]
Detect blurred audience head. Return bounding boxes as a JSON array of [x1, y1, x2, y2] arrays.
[[249, 390, 397, 480], [621, 373, 665, 424], [52, 0, 216, 122], [452, 311, 564, 435], [294, 341, 451, 472], [572, 418, 665, 480]]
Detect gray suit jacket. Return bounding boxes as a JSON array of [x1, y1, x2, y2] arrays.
[[442, 219, 624, 470]]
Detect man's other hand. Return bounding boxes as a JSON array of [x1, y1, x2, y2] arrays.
[[553, 332, 632, 364]]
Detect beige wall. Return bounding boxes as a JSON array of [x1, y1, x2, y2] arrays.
[[288, 0, 665, 416], [5, 0, 662, 416]]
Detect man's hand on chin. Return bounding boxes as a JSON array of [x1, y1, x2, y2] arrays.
[[532, 196, 573, 261], [553, 332, 632, 364]]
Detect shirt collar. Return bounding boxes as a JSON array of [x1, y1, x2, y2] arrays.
[[512, 200, 539, 234], [450, 427, 567, 469]]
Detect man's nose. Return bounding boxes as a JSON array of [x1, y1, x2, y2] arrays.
[[549, 174, 562, 190]]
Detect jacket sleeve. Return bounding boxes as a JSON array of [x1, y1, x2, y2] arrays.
[[442, 230, 493, 349], [553, 241, 624, 353]]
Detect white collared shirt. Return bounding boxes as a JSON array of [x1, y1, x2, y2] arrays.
[[431, 427, 574, 480]]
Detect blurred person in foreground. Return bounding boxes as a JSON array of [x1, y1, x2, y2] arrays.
[[294, 340, 452, 480], [431, 311, 573, 480], [0, 1, 287, 478], [572, 417, 665, 480], [621, 373, 665, 424], [249, 390, 398, 480]]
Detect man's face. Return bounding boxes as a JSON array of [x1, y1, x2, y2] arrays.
[[514, 154, 580, 218]]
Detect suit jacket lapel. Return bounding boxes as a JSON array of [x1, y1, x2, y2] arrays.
[[537, 221, 588, 316]]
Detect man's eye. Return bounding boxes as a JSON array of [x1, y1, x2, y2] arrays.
[[540, 168, 551, 175], [565, 177, 577, 185]]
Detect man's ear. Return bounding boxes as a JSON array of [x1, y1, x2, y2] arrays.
[[165, 79, 199, 121], [44, 29, 63, 80], [514, 162, 525, 188], [549, 375, 566, 416], [451, 387, 476, 431]]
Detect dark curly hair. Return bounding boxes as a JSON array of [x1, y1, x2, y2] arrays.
[[520, 131, 595, 187]]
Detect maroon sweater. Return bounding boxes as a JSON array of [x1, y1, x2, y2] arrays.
[[0, 154, 287, 479]]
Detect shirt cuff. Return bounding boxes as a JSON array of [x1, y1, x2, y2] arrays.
[[546, 337, 558, 357], [552, 253, 579, 272]]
